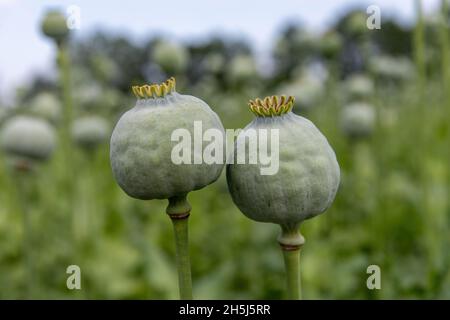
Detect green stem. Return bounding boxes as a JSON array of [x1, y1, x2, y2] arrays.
[[21, 200, 34, 299], [57, 40, 73, 143], [56, 41, 81, 287], [14, 171, 35, 299], [282, 248, 301, 300], [440, 0, 450, 93], [56, 40, 74, 199], [167, 195, 193, 300], [414, 0, 426, 98], [278, 225, 304, 300]]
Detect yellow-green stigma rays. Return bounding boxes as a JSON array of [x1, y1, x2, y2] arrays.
[[249, 95, 295, 117], [132, 77, 176, 99]]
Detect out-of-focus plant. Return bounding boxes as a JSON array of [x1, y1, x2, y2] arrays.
[[0, 116, 56, 169], [40, 10, 73, 148], [0, 106, 10, 126], [226, 54, 259, 88], [272, 25, 318, 80], [278, 78, 323, 113], [0, 115, 56, 297], [90, 54, 121, 85], [72, 116, 110, 152], [318, 31, 343, 61], [152, 40, 190, 75], [340, 102, 376, 140], [369, 55, 415, 83], [27, 92, 61, 125], [343, 74, 374, 102]]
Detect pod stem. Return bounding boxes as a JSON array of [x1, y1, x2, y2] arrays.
[[167, 194, 193, 300], [56, 41, 79, 272], [414, 0, 426, 99], [282, 248, 301, 299], [14, 171, 35, 298], [278, 225, 305, 300], [57, 41, 73, 146]]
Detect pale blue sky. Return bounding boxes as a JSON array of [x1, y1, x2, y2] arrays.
[[0, 0, 440, 102]]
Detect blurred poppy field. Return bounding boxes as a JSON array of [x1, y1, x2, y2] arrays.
[[0, 1, 449, 299]]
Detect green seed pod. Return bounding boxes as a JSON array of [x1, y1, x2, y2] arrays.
[[110, 77, 225, 200], [369, 55, 414, 82], [318, 31, 343, 59], [0, 106, 9, 125], [28, 92, 61, 124], [0, 116, 56, 162], [227, 98, 339, 299], [344, 74, 374, 102], [152, 41, 189, 74], [90, 54, 120, 83], [278, 77, 323, 112], [226, 96, 340, 243], [74, 83, 102, 111], [72, 116, 110, 151], [340, 102, 376, 139], [204, 53, 225, 74], [41, 10, 69, 42], [345, 11, 368, 38], [227, 54, 259, 83]]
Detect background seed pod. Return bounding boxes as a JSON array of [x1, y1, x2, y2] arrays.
[[277, 77, 324, 112], [28, 92, 61, 124], [72, 116, 110, 151], [369, 55, 415, 82], [0, 115, 56, 162], [340, 102, 376, 139], [227, 54, 259, 83], [345, 11, 368, 38], [0, 106, 9, 125], [318, 31, 343, 60], [203, 53, 225, 74], [152, 41, 190, 74], [41, 10, 69, 42], [343, 74, 374, 102], [90, 54, 120, 84]]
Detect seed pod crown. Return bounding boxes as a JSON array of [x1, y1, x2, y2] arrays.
[[248, 95, 295, 117], [132, 77, 176, 99]]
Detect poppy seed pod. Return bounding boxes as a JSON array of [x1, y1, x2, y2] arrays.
[[340, 102, 376, 139], [278, 78, 323, 112], [204, 53, 225, 74], [344, 74, 374, 102], [0, 116, 56, 163], [369, 55, 414, 82], [0, 107, 9, 125], [228, 55, 259, 83], [72, 116, 110, 151], [152, 41, 189, 74], [110, 77, 225, 201], [41, 10, 70, 42], [346, 11, 368, 38], [318, 31, 343, 59], [28, 92, 61, 124], [226, 96, 340, 244], [90, 54, 120, 83]]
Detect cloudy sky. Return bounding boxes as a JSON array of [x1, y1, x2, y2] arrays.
[[0, 0, 440, 102]]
